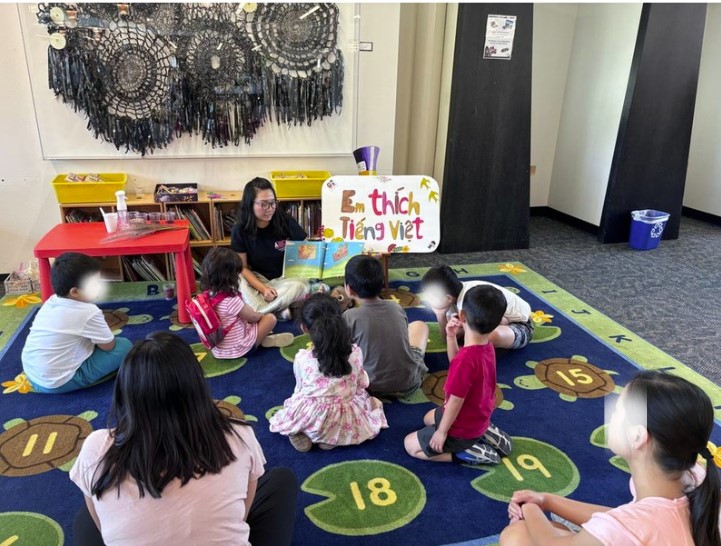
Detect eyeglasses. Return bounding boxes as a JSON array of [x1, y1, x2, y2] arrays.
[[254, 199, 278, 211]]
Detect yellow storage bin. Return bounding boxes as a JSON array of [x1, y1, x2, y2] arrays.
[[271, 171, 331, 199], [52, 173, 127, 204]]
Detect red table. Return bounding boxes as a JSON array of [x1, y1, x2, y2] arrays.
[[34, 221, 195, 323]]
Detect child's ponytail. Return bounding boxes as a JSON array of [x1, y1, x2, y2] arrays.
[[689, 448, 721, 546], [626, 371, 721, 546], [300, 294, 353, 378]]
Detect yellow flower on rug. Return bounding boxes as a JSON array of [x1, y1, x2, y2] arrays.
[[3, 294, 42, 308], [499, 263, 526, 275], [531, 310, 554, 324], [705, 442, 721, 469], [2, 373, 33, 394]]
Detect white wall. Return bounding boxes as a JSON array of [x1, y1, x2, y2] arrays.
[[0, 3, 401, 273], [684, 4, 721, 217], [530, 4, 577, 207], [548, 4, 641, 225]]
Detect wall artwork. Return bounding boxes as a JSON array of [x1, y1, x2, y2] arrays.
[[29, 3, 352, 157]]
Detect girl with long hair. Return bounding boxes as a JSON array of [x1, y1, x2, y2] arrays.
[[269, 294, 388, 451], [500, 371, 721, 546], [231, 178, 310, 316], [200, 247, 293, 358], [70, 332, 298, 546]]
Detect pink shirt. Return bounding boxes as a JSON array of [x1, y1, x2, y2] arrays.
[[212, 294, 258, 359], [443, 343, 496, 439], [582, 496, 694, 546], [69, 424, 265, 546]]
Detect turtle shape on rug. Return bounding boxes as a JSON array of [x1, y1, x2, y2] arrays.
[[103, 307, 153, 335], [513, 356, 621, 402], [215, 395, 257, 423], [0, 411, 97, 477], [161, 304, 195, 331], [420, 370, 514, 410], [384, 286, 421, 308]]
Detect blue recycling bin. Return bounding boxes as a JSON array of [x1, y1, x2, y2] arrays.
[[629, 210, 670, 250]]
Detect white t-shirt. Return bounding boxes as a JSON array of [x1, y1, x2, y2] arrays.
[[21, 295, 114, 388], [70, 424, 266, 546], [457, 281, 531, 323]]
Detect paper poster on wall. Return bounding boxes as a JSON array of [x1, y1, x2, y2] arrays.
[[483, 14, 516, 60], [321, 176, 440, 253]]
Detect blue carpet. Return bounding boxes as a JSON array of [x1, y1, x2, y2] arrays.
[[1, 268, 720, 546]]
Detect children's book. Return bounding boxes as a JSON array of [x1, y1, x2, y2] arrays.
[[283, 241, 365, 280]]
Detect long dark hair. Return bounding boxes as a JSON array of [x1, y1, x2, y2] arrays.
[[237, 177, 291, 238], [625, 371, 720, 546], [200, 247, 242, 296], [300, 294, 353, 378], [91, 332, 245, 499]]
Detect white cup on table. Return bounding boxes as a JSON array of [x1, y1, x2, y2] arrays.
[[103, 212, 118, 233]]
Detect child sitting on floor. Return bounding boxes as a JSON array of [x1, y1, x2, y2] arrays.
[[200, 248, 292, 359], [500, 371, 720, 546], [269, 294, 388, 451], [421, 265, 534, 350], [405, 285, 513, 465], [21, 252, 132, 393], [343, 255, 429, 397]]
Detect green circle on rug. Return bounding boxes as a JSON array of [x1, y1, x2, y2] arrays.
[[190, 343, 246, 378], [426, 322, 448, 353], [0, 512, 64, 545], [265, 405, 283, 421], [471, 437, 579, 503], [302, 460, 426, 536], [531, 324, 562, 343], [280, 334, 312, 363]]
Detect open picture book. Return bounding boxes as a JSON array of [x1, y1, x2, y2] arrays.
[[283, 240, 365, 280]]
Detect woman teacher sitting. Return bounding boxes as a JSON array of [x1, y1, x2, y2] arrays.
[[232, 178, 310, 316]]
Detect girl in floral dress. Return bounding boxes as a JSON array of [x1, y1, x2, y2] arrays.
[[269, 294, 388, 451]]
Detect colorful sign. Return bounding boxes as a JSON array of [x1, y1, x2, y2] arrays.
[[321, 175, 441, 253]]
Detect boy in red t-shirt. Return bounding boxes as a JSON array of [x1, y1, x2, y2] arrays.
[[404, 284, 513, 465]]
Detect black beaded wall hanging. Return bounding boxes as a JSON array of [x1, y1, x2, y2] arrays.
[[35, 3, 344, 156]]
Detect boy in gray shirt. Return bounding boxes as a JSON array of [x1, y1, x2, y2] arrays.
[[343, 255, 429, 397]]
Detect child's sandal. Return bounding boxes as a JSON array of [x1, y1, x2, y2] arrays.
[[289, 433, 312, 452]]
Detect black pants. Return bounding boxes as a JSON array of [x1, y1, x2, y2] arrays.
[[74, 467, 298, 546]]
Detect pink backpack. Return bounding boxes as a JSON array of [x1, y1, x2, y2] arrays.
[[185, 291, 238, 350]]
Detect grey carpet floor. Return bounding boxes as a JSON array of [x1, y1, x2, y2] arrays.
[[390, 216, 721, 385]]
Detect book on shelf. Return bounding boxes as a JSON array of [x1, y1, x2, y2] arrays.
[[167, 251, 203, 280], [213, 206, 237, 241], [305, 201, 322, 238], [283, 241, 364, 280], [281, 202, 301, 226], [214, 207, 225, 240], [280, 201, 321, 237], [120, 256, 167, 282], [65, 209, 103, 223], [171, 206, 212, 241]]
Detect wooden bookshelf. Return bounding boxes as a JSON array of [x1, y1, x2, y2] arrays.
[[58, 191, 321, 282]]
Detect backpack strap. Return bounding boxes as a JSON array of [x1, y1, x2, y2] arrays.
[[207, 291, 241, 335]]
